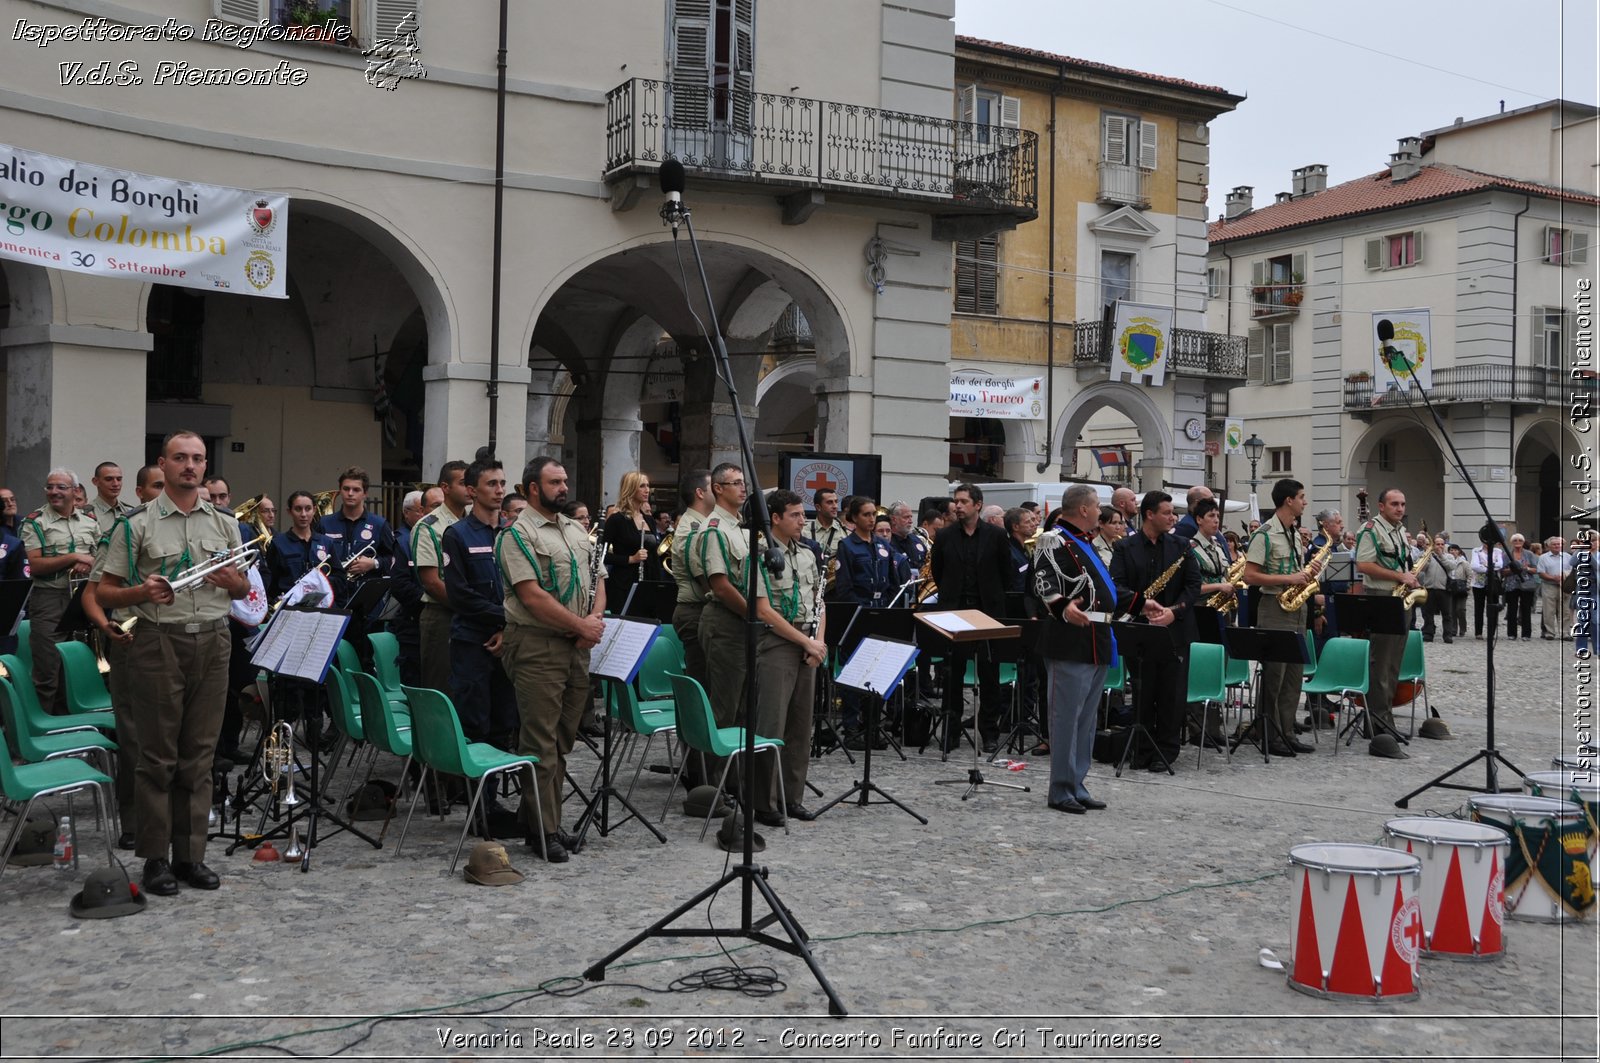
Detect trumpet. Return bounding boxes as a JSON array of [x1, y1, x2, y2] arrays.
[[341, 544, 377, 573], [263, 721, 302, 808], [156, 534, 268, 595]]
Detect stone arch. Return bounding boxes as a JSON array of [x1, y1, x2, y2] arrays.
[[1052, 381, 1173, 477]]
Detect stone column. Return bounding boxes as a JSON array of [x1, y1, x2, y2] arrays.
[[421, 361, 530, 479], [677, 344, 761, 475]]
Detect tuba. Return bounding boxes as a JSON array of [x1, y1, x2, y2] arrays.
[[235, 494, 270, 539], [914, 536, 937, 605], [312, 490, 338, 519]]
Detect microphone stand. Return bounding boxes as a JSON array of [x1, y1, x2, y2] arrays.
[[583, 187, 846, 1016], [1380, 338, 1523, 807]]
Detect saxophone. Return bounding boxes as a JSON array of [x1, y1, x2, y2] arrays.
[[1396, 522, 1432, 609], [914, 536, 938, 605], [1143, 552, 1188, 599], [1281, 536, 1334, 611], [1206, 554, 1248, 612]]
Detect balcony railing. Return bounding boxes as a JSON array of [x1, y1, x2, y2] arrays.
[[1070, 320, 1248, 381], [1098, 162, 1149, 207], [1343, 364, 1591, 410], [1250, 285, 1303, 319], [604, 78, 1038, 218]]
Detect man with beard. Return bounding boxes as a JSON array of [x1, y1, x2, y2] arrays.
[[497, 456, 605, 863]]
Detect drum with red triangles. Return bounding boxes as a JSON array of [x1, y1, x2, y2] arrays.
[[1383, 817, 1510, 962], [1288, 843, 1422, 1001]]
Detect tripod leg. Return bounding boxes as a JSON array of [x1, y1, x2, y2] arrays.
[[748, 872, 848, 1017]]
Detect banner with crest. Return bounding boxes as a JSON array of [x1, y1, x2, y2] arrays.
[[1371, 308, 1433, 392], [1109, 301, 1174, 387], [0, 142, 288, 298]]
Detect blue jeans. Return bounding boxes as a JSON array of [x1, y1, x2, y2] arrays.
[[449, 637, 519, 747], [1046, 658, 1108, 804]]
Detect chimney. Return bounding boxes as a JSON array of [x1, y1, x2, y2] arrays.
[[1389, 136, 1422, 182], [1224, 185, 1253, 219], [1275, 191, 1294, 204], [1292, 163, 1328, 197]]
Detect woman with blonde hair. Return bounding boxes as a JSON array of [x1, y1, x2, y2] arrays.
[[602, 470, 663, 612]]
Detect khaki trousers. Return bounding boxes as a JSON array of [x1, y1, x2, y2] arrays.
[[418, 602, 453, 692], [27, 585, 70, 714], [1363, 587, 1404, 734], [697, 604, 748, 795], [105, 636, 139, 828], [503, 625, 590, 833], [128, 621, 229, 862], [1256, 593, 1307, 740], [755, 632, 815, 813]]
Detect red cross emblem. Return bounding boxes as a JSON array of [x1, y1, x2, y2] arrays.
[[805, 471, 837, 495]]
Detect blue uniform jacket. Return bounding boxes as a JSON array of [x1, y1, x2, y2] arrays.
[[441, 512, 505, 643], [266, 529, 334, 600], [317, 509, 397, 603], [831, 532, 901, 607]]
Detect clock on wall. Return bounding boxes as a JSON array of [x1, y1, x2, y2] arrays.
[[1183, 418, 1205, 441]]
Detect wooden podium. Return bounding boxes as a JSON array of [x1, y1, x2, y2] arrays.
[[916, 610, 1029, 799]]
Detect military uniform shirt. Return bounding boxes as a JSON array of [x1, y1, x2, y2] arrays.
[[100, 495, 243, 625], [496, 507, 593, 632], [670, 509, 708, 607], [803, 518, 845, 560], [694, 505, 751, 598], [757, 535, 820, 629], [1355, 512, 1410, 593], [1191, 534, 1228, 580], [1245, 513, 1302, 597], [410, 503, 460, 606], [83, 498, 133, 540], [20, 507, 99, 587]]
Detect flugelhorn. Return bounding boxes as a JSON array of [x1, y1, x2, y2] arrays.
[[263, 721, 302, 808]]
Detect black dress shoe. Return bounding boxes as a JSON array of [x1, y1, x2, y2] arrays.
[[753, 809, 786, 829], [785, 803, 817, 822], [116, 831, 136, 851], [172, 861, 220, 890], [142, 858, 179, 896], [1288, 738, 1315, 754], [981, 737, 999, 754], [1146, 759, 1175, 774], [1077, 796, 1107, 810], [1267, 741, 1298, 757], [1048, 798, 1086, 814], [554, 828, 581, 853], [537, 832, 570, 863]]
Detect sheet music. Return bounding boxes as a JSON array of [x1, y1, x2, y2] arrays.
[[248, 612, 294, 672], [921, 611, 975, 634], [250, 609, 349, 682], [835, 637, 918, 697], [589, 617, 660, 681]]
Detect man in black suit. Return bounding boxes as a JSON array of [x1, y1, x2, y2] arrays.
[[1110, 490, 1202, 771], [930, 482, 1015, 752]]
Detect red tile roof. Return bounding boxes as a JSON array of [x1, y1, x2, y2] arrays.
[[1209, 164, 1600, 244], [955, 35, 1238, 99]]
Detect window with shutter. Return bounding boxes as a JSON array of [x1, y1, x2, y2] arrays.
[[1545, 226, 1589, 266], [1137, 120, 1158, 170], [1246, 327, 1266, 384], [366, 0, 419, 44], [730, 0, 755, 130], [214, 0, 265, 24], [1000, 95, 1021, 129], [1531, 307, 1565, 369], [668, 0, 713, 129], [955, 237, 998, 316], [1365, 238, 1383, 271], [1207, 267, 1225, 299], [1101, 114, 1129, 164], [1270, 322, 1293, 383], [958, 84, 977, 125], [1572, 231, 1590, 265]]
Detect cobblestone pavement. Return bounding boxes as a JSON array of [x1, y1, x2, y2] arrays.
[[1, 634, 1595, 1061]]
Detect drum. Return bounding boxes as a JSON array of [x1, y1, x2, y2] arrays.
[[1468, 794, 1594, 923], [1382, 817, 1510, 961], [1288, 843, 1422, 1001], [1522, 771, 1600, 858]]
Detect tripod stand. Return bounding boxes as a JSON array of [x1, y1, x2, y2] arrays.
[[923, 611, 1029, 800], [573, 625, 670, 849], [583, 162, 844, 1015], [813, 639, 926, 823], [1110, 622, 1180, 777]]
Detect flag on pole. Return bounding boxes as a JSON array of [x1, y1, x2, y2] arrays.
[[1109, 301, 1174, 387]]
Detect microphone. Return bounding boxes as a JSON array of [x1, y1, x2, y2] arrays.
[[658, 158, 686, 231]]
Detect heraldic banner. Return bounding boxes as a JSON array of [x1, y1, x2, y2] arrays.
[[0, 142, 288, 299], [949, 369, 1044, 420], [1109, 301, 1174, 387], [1223, 418, 1245, 455], [1371, 308, 1433, 391]]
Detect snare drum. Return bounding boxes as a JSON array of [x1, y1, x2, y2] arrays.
[[1382, 817, 1509, 961], [1468, 794, 1594, 923], [1523, 772, 1600, 857], [1288, 843, 1422, 1001]]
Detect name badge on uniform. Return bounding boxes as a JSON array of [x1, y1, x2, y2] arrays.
[[325, 532, 343, 540], [468, 545, 492, 555]]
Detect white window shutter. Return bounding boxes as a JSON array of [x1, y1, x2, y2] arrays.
[[1000, 95, 1021, 129], [214, 0, 266, 24], [1271, 323, 1293, 382], [1365, 238, 1383, 270], [1246, 327, 1266, 384], [1137, 120, 1158, 170], [1290, 252, 1305, 282], [1411, 229, 1424, 265], [1251, 260, 1265, 286], [1102, 114, 1127, 164], [1544, 225, 1559, 262], [958, 85, 977, 125], [366, 0, 418, 44], [1529, 310, 1544, 367], [1571, 231, 1589, 265]]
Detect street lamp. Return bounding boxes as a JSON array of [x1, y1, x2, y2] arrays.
[[1244, 433, 1265, 494]]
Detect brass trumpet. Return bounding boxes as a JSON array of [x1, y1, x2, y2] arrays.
[[263, 721, 302, 808]]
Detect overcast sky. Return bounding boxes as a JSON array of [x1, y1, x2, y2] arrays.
[[954, 0, 1599, 217]]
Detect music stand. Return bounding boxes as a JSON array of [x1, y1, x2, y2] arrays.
[[55, 583, 90, 635], [1109, 622, 1180, 777], [920, 611, 1028, 799], [621, 579, 678, 624], [988, 618, 1046, 761], [1332, 594, 1412, 748], [812, 637, 925, 824], [815, 602, 862, 762], [572, 618, 667, 849], [837, 607, 915, 761], [1221, 627, 1308, 763]]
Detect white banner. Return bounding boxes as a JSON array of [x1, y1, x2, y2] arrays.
[[1372, 308, 1432, 392], [1223, 418, 1245, 454], [1109, 301, 1174, 387], [0, 143, 288, 298], [948, 369, 1043, 420]]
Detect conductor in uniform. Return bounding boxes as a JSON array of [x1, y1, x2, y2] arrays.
[[99, 431, 249, 897]]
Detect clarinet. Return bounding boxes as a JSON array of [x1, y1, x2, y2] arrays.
[[587, 525, 606, 615]]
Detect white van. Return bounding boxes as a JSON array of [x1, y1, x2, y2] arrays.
[[948, 480, 1250, 517]]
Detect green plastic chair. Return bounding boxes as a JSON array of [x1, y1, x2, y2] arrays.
[[1302, 630, 1320, 681], [324, 666, 368, 811], [56, 641, 113, 714], [0, 721, 115, 877], [15, 620, 30, 670], [1102, 658, 1127, 693], [1397, 630, 1428, 736], [368, 631, 404, 695], [0, 677, 117, 779], [350, 671, 414, 833], [398, 685, 543, 870], [604, 678, 678, 808], [635, 635, 686, 703], [666, 672, 785, 841], [1185, 642, 1230, 767], [1, 654, 111, 736], [1299, 637, 1371, 754], [335, 640, 361, 676]]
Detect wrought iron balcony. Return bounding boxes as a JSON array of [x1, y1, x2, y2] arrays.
[[604, 78, 1038, 224], [1070, 320, 1248, 381], [1249, 284, 1303, 319], [1097, 162, 1149, 208], [1343, 364, 1592, 412]]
